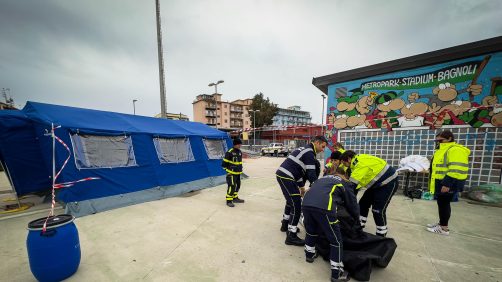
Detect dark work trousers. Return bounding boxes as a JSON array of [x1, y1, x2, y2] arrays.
[[359, 178, 399, 236], [226, 174, 241, 202], [434, 180, 455, 226], [276, 175, 302, 229], [303, 208, 344, 279]]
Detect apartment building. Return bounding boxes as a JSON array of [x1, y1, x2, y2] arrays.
[[193, 94, 252, 131], [272, 105, 312, 126]]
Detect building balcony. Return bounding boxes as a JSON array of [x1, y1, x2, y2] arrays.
[[230, 116, 243, 119], [206, 105, 217, 110], [230, 108, 243, 112]]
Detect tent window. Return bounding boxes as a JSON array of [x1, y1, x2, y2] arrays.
[[154, 137, 195, 163], [203, 139, 227, 159], [71, 134, 137, 169]]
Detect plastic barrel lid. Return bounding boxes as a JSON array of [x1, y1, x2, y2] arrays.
[[28, 214, 75, 230]]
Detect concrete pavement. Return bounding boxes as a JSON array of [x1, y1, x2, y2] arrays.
[[1, 157, 502, 281]]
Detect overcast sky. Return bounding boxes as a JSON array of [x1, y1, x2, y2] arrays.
[[1, 0, 501, 123]]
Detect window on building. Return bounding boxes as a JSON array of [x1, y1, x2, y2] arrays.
[[245, 121, 248, 125], [224, 119, 228, 123], [203, 138, 227, 159], [70, 134, 137, 169], [153, 137, 195, 163], [224, 104, 227, 108]]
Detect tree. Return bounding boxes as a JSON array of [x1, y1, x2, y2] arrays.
[[250, 92, 278, 128]]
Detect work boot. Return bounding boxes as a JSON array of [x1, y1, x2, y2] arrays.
[[226, 202, 235, 207], [280, 219, 288, 232], [331, 271, 350, 282], [285, 231, 304, 246], [305, 252, 318, 263], [233, 197, 245, 203]]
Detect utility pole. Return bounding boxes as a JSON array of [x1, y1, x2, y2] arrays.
[[155, 0, 167, 118], [321, 94, 326, 135], [133, 99, 138, 115]]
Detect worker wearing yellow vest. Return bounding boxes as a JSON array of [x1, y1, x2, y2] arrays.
[[333, 142, 348, 173], [427, 130, 470, 236], [222, 138, 244, 207], [341, 151, 399, 237], [324, 151, 342, 176]]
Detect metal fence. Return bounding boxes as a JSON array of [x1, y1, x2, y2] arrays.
[[338, 126, 502, 191]]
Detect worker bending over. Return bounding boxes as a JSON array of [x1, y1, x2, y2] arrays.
[[302, 172, 359, 281], [324, 151, 342, 176], [276, 136, 328, 246], [341, 151, 398, 237]]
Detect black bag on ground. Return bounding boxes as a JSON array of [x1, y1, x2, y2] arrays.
[[316, 206, 397, 281]]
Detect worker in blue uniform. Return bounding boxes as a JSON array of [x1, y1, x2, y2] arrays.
[[302, 172, 359, 282], [222, 138, 244, 207], [276, 136, 328, 246]]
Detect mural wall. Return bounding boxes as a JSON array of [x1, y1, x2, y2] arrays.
[[325, 52, 502, 145]]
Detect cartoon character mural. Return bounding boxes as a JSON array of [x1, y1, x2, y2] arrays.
[[325, 53, 502, 136]]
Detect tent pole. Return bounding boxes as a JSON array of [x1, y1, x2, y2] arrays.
[[52, 123, 56, 188]]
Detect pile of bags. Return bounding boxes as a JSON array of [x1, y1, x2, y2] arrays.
[[468, 184, 502, 205]]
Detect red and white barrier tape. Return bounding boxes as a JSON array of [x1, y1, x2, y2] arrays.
[[42, 125, 99, 232]]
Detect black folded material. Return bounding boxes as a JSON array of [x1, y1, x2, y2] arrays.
[[316, 206, 397, 281]]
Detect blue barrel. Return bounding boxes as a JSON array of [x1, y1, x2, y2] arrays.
[[26, 214, 81, 282]]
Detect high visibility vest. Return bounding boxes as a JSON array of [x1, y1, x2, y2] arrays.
[[349, 154, 389, 189], [429, 142, 470, 194]]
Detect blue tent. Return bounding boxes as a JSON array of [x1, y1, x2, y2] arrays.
[[0, 102, 231, 216]]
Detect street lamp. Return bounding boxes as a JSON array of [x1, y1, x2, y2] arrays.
[[208, 80, 224, 129], [208, 80, 224, 94], [321, 94, 326, 135], [249, 109, 260, 149], [133, 99, 138, 115]]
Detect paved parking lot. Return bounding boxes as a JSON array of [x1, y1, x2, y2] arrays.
[[1, 157, 502, 281]]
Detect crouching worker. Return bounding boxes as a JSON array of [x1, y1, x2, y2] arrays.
[[341, 151, 398, 237], [302, 173, 359, 282], [324, 151, 342, 176]]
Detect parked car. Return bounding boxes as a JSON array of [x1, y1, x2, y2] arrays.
[[261, 143, 290, 157]]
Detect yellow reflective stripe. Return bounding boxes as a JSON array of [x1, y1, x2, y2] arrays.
[[276, 174, 295, 181], [329, 219, 339, 225], [290, 193, 301, 196], [223, 158, 243, 165], [327, 184, 342, 211], [231, 175, 234, 185], [448, 165, 468, 172], [225, 169, 242, 175], [229, 148, 234, 152]]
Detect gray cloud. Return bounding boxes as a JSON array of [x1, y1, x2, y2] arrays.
[[0, 0, 501, 122]]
